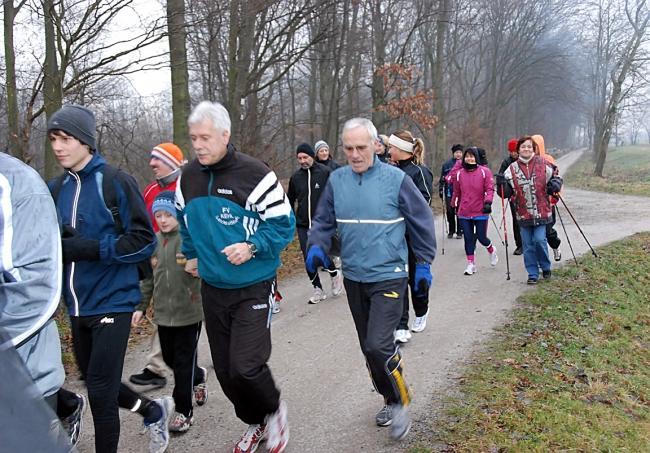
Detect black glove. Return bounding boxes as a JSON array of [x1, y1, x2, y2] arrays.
[[495, 174, 506, 186], [61, 225, 100, 263], [546, 177, 563, 195], [482, 201, 492, 214]]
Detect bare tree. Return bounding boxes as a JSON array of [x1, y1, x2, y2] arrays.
[[167, 0, 191, 153]]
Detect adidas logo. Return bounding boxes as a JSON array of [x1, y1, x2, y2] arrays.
[[314, 183, 320, 189], [100, 316, 114, 324], [252, 304, 268, 310], [393, 266, 403, 272]]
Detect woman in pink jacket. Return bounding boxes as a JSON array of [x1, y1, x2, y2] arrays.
[[451, 147, 498, 275]]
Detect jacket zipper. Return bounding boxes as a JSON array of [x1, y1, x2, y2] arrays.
[[307, 167, 312, 229], [69, 171, 82, 316]]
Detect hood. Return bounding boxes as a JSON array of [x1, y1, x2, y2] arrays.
[[531, 134, 556, 165]]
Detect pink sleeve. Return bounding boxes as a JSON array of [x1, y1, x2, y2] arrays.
[[484, 168, 494, 203]]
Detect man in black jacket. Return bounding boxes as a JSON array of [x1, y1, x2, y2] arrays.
[[438, 144, 464, 238], [287, 143, 343, 303]]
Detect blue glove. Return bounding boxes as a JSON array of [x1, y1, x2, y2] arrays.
[[306, 245, 331, 274], [414, 263, 432, 298]]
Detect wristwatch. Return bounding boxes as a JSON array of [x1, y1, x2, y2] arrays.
[[246, 242, 257, 258]]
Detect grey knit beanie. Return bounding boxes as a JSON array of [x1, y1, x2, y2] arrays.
[[47, 105, 97, 151]]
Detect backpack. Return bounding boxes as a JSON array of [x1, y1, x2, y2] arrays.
[[50, 164, 153, 280]]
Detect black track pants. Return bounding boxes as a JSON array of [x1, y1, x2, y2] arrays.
[[297, 226, 337, 289], [158, 322, 202, 417], [201, 279, 280, 425], [344, 277, 409, 405]]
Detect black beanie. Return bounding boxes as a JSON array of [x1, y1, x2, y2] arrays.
[[47, 105, 97, 151], [296, 142, 315, 158], [451, 143, 463, 153]]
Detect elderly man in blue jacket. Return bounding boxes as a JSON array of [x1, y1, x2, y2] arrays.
[[306, 118, 436, 441]]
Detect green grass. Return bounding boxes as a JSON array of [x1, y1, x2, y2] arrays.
[[564, 145, 650, 197], [415, 233, 650, 452]]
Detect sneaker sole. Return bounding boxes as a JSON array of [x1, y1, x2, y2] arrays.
[[390, 421, 411, 441], [376, 419, 393, 427]]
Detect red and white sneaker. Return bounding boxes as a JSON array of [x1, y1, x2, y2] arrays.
[[233, 424, 265, 453], [265, 400, 289, 453]]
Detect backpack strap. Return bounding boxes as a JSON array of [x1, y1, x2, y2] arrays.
[[101, 164, 124, 235]]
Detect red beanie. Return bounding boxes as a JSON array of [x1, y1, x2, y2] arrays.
[[507, 138, 518, 153]]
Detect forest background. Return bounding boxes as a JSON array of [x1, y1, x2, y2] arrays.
[[2, 0, 649, 184]]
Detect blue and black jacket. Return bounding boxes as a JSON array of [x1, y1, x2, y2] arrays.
[[308, 156, 436, 283], [49, 153, 156, 317], [176, 144, 295, 289]]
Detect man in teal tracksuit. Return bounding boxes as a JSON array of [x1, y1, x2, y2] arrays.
[[176, 101, 295, 453], [306, 118, 436, 442]]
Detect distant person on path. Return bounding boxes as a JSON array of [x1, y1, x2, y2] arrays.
[[132, 191, 205, 434], [451, 147, 498, 276], [288, 143, 343, 304], [131, 142, 186, 389], [387, 130, 434, 343], [375, 134, 391, 163], [532, 134, 562, 262], [314, 140, 341, 171], [47, 104, 173, 453], [175, 101, 294, 453], [497, 139, 523, 255], [306, 118, 436, 441], [439, 144, 464, 239], [497, 136, 563, 284]]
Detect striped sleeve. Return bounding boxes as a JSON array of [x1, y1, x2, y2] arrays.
[[245, 170, 295, 258]]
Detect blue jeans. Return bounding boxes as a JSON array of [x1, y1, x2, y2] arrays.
[[519, 224, 551, 279]]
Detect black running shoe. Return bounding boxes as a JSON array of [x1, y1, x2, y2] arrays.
[[61, 393, 86, 446], [129, 368, 167, 387]]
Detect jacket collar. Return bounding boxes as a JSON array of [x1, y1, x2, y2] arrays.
[[72, 153, 105, 177], [201, 143, 237, 172]]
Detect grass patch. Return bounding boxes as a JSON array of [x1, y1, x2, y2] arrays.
[[564, 145, 650, 197], [424, 233, 650, 452]]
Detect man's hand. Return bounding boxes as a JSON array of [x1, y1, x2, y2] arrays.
[[222, 243, 254, 266], [414, 263, 432, 298], [131, 310, 144, 327], [185, 258, 199, 277], [306, 245, 331, 274]]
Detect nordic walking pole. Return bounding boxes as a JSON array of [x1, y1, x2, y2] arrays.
[[489, 214, 505, 246], [498, 184, 511, 280], [557, 194, 598, 258], [440, 191, 447, 255], [555, 204, 578, 265]]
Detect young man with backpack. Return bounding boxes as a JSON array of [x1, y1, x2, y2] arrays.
[[47, 105, 172, 453]]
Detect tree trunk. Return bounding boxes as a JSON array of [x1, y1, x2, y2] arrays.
[[371, 0, 387, 129], [166, 0, 191, 155], [4, 0, 21, 159], [433, 0, 450, 169], [43, 0, 63, 178]]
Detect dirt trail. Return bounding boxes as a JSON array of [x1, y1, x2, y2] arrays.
[[70, 150, 650, 452]]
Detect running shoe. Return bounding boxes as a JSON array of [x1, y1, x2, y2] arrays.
[[129, 368, 167, 388], [553, 248, 562, 261], [375, 404, 393, 427], [144, 396, 174, 453], [411, 310, 429, 333], [527, 277, 538, 285], [194, 366, 208, 406], [490, 248, 499, 266], [389, 404, 411, 441], [513, 246, 523, 255], [331, 272, 344, 297], [233, 424, 266, 453], [168, 412, 192, 433], [308, 287, 326, 304], [463, 263, 477, 275], [394, 329, 412, 343], [265, 401, 289, 453], [60, 392, 86, 446]]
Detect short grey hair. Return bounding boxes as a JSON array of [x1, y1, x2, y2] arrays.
[[188, 101, 231, 133], [342, 118, 378, 142]]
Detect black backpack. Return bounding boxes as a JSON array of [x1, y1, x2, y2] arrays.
[[50, 164, 153, 280]]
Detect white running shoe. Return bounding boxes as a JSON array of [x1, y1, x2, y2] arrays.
[[411, 310, 429, 333], [271, 300, 281, 314], [265, 400, 289, 453], [331, 272, 344, 297], [553, 247, 562, 261], [490, 247, 499, 266], [308, 287, 326, 304], [464, 263, 477, 275], [145, 396, 174, 453], [394, 329, 412, 343]]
